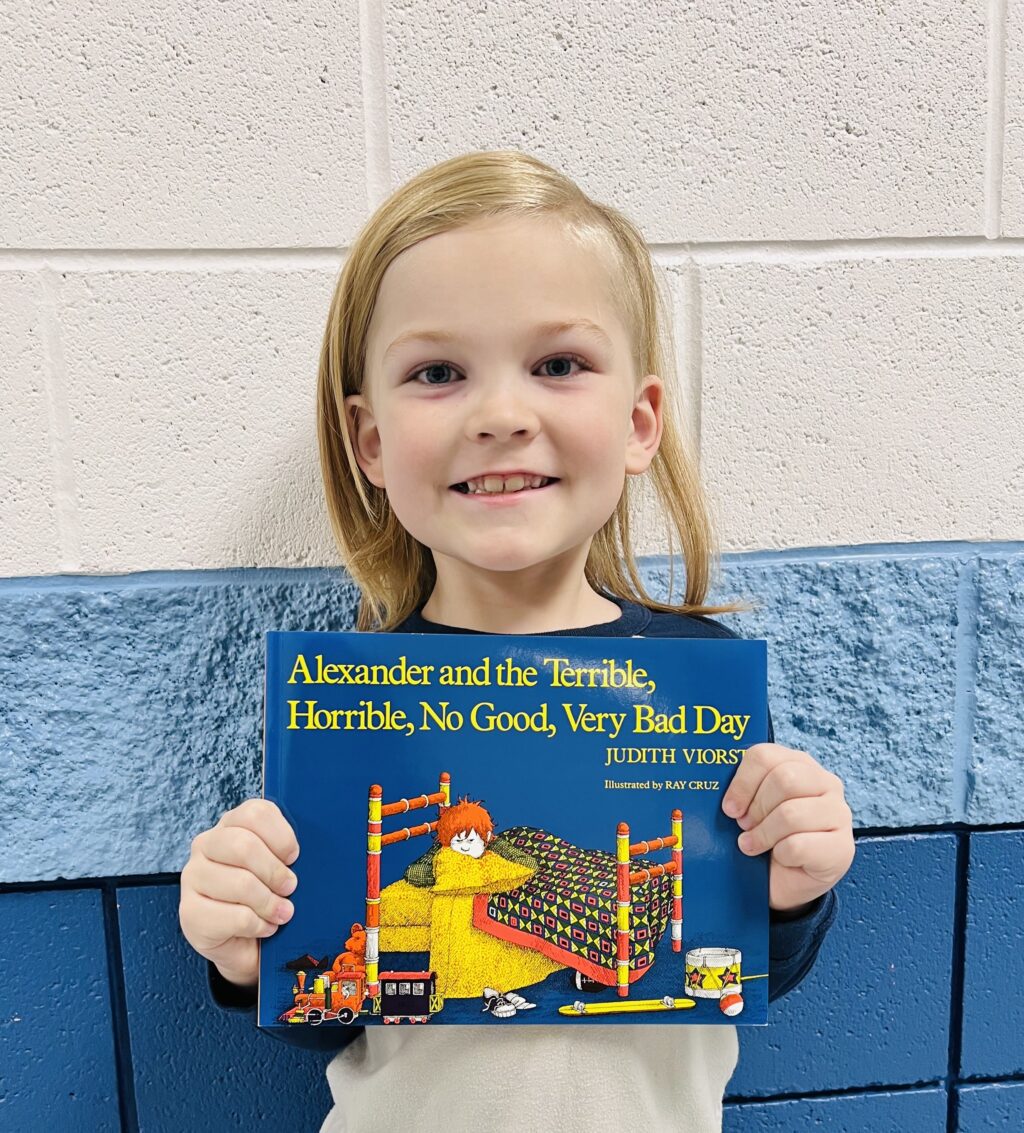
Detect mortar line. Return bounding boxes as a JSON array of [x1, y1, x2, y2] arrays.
[[359, 0, 392, 213], [4, 236, 1024, 274], [952, 559, 981, 823], [102, 882, 140, 1133], [985, 0, 1009, 239], [959, 1071, 1024, 1086], [0, 542, 1021, 595], [944, 832, 971, 1131], [725, 1079, 944, 1106]]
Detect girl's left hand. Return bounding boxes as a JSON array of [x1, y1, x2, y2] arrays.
[[721, 743, 855, 915]]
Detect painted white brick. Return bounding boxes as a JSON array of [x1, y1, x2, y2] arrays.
[[56, 268, 341, 572], [1003, 0, 1024, 234], [0, 3, 364, 247], [0, 273, 62, 574], [626, 261, 702, 559], [385, 0, 986, 240], [699, 255, 1024, 550]]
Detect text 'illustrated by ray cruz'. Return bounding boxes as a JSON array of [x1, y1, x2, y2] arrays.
[[259, 630, 769, 1029]]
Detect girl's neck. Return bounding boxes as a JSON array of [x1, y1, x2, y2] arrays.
[[419, 582, 622, 635]]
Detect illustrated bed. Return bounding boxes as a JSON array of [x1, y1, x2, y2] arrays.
[[364, 772, 684, 999]]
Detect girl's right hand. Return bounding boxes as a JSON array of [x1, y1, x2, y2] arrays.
[[178, 798, 300, 989]]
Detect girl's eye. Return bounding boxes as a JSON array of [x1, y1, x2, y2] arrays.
[[407, 353, 594, 386]]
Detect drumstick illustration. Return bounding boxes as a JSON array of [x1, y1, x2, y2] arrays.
[[558, 995, 696, 1017]]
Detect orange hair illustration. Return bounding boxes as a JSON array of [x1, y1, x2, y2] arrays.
[[437, 796, 495, 846]]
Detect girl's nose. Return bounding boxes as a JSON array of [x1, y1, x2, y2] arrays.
[[463, 383, 541, 441]]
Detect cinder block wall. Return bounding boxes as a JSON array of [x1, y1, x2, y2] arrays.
[[2, 4, 1022, 1131]]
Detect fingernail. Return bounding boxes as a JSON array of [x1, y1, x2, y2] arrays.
[[723, 798, 740, 817], [280, 872, 297, 896], [286, 846, 300, 866], [275, 901, 294, 923], [737, 833, 754, 854]]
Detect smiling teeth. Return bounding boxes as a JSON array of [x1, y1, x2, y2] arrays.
[[464, 475, 550, 494]]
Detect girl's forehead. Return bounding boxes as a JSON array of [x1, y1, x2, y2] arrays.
[[366, 222, 623, 358]]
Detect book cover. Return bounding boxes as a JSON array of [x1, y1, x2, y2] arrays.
[[259, 630, 769, 1029]]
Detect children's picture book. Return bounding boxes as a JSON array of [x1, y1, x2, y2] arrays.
[[259, 630, 770, 1029]]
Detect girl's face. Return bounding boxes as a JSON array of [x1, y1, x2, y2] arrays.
[[347, 215, 662, 587]]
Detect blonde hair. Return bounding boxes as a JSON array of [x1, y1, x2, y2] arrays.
[[317, 150, 752, 632]]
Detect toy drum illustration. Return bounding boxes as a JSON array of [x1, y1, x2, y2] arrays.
[[684, 946, 742, 998]]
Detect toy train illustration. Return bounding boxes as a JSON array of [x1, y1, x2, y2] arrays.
[[278, 963, 442, 1026], [375, 970, 442, 1024]]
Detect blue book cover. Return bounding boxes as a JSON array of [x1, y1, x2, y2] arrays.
[[259, 630, 769, 1029]]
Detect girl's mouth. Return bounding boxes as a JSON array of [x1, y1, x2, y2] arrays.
[[450, 477, 560, 497]]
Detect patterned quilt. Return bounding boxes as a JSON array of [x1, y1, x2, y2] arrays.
[[472, 825, 674, 986]]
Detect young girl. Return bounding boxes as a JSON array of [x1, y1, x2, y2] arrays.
[[179, 150, 854, 1132]]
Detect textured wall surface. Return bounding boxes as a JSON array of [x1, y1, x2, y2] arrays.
[[0, 890, 120, 1129], [724, 1088, 949, 1133], [960, 831, 1024, 1080], [1, 556, 1021, 1131], [956, 1082, 1024, 1131], [699, 256, 1024, 551], [731, 835, 957, 1097], [2, 549, 1019, 884], [2, 1, 1021, 577]]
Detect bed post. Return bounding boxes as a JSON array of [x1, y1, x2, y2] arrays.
[[616, 821, 631, 997], [671, 808, 683, 952], [366, 784, 382, 997], [439, 770, 450, 811]]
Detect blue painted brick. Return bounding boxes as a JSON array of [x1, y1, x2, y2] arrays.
[[0, 572, 360, 883], [0, 889, 119, 1130], [957, 1082, 1024, 1131], [729, 834, 956, 1096], [960, 830, 1024, 1078], [0, 551, 993, 884], [117, 883, 334, 1132], [654, 553, 963, 826], [724, 1087, 947, 1132], [969, 555, 1024, 822]]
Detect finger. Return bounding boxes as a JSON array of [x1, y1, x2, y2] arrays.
[[187, 856, 295, 928], [219, 798, 301, 866], [738, 795, 851, 857], [179, 890, 281, 952], [768, 830, 855, 878], [722, 744, 811, 820], [736, 760, 845, 832], [195, 823, 298, 899]]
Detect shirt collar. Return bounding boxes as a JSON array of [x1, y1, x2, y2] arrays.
[[390, 592, 651, 637]]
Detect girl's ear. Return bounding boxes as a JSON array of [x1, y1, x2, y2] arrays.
[[624, 374, 664, 476], [343, 393, 386, 489]]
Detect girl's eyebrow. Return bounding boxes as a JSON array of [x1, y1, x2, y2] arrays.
[[383, 319, 613, 361]]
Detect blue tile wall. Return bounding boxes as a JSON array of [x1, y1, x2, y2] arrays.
[[117, 884, 333, 1132], [730, 834, 956, 1096], [1, 544, 1022, 1130], [960, 830, 1024, 1079], [0, 889, 120, 1130], [724, 1087, 948, 1132], [957, 1082, 1024, 1130]]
